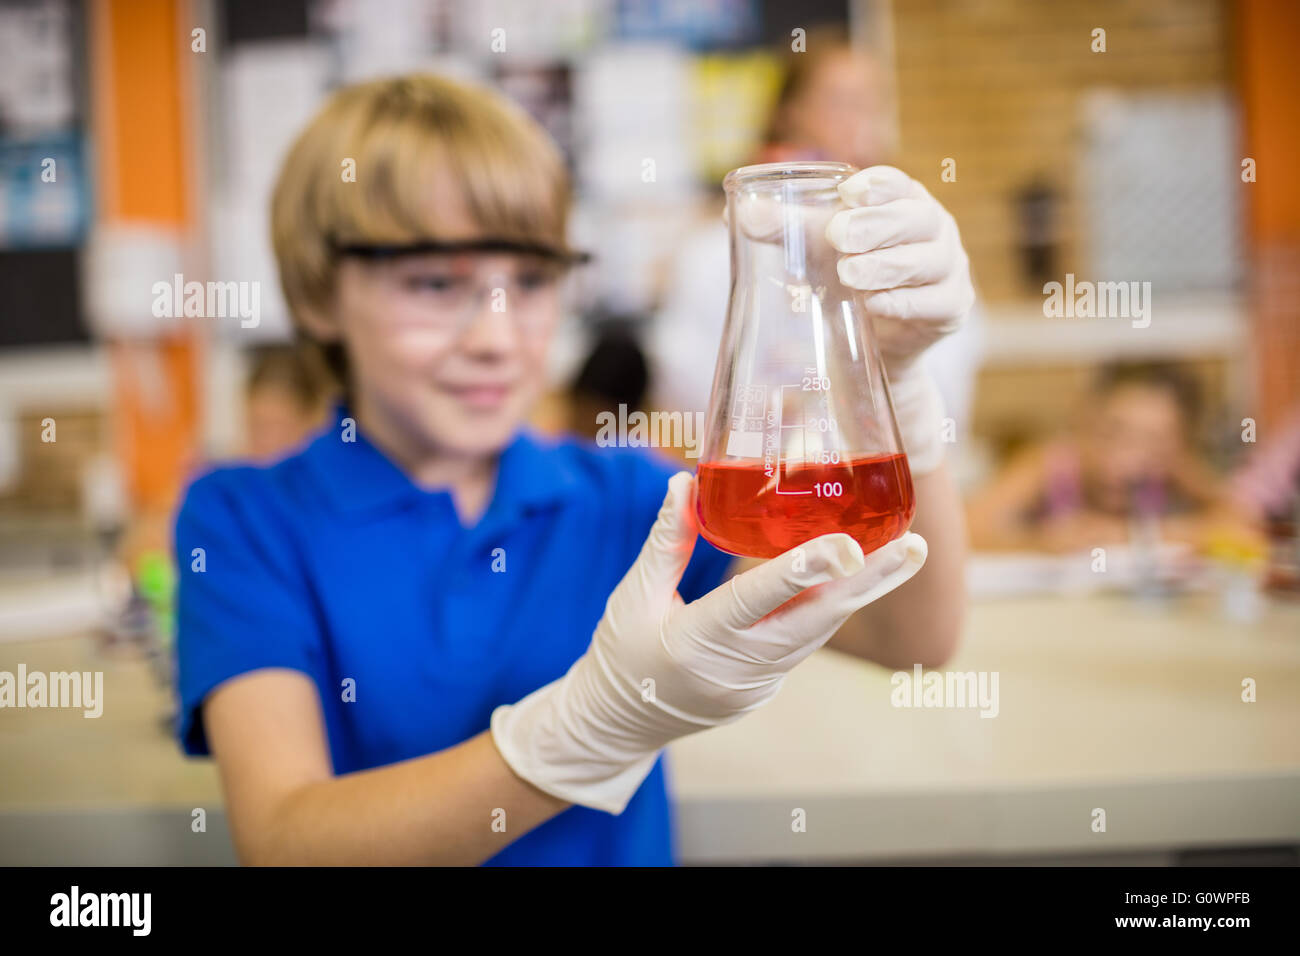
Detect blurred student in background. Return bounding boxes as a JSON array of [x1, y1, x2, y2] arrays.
[[756, 28, 892, 168], [242, 345, 335, 463], [967, 363, 1241, 553], [563, 323, 649, 445], [650, 29, 982, 444], [1232, 402, 1300, 525]]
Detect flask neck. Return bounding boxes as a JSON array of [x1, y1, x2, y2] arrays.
[[724, 163, 854, 283]]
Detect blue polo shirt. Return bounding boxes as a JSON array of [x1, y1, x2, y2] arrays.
[[173, 408, 731, 866]]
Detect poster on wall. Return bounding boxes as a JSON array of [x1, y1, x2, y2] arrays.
[[0, 0, 90, 346]]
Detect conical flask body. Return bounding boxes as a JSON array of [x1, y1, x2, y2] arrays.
[[696, 162, 915, 559]]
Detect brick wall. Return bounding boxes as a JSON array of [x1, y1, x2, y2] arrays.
[[890, 0, 1230, 303]]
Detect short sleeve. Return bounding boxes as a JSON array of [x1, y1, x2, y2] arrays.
[[630, 451, 735, 605], [173, 469, 326, 756], [679, 527, 734, 604]]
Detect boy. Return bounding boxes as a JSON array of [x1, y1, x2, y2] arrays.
[[175, 73, 973, 865]]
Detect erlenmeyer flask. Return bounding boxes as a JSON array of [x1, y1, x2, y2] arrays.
[[696, 162, 915, 559]]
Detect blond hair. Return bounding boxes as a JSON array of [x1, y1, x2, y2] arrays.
[[270, 73, 572, 383]]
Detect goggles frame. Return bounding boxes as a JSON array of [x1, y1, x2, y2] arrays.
[[329, 236, 592, 266]]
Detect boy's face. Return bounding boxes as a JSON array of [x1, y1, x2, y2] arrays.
[[330, 219, 563, 459]]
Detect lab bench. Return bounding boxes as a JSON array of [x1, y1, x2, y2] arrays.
[[1, 592, 1297, 865]]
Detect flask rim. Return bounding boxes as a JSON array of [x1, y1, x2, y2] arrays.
[[723, 161, 855, 192]]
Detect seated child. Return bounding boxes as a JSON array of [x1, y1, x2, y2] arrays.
[[967, 362, 1239, 553]]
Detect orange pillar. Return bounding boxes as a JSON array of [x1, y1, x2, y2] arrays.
[[1236, 0, 1300, 430], [91, 0, 201, 525]]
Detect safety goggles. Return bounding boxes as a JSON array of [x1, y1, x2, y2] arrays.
[[330, 236, 590, 336], [330, 236, 592, 266]]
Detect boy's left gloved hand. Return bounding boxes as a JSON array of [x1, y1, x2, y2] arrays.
[[491, 472, 926, 815], [826, 165, 976, 475]]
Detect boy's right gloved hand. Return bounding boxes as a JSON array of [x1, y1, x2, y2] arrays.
[[490, 471, 927, 814]]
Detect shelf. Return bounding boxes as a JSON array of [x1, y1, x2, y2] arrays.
[[977, 293, 1246, 367]]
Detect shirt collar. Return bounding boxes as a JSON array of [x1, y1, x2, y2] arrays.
[[302, 403, 580, 522]]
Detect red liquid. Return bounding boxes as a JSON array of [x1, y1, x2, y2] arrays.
[[696, 453, 915, 559]]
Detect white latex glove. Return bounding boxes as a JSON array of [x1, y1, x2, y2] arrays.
[[826, 166, 976, 474], [491, 472, 927, 815]]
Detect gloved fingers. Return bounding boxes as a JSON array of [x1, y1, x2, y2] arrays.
[[733, 192, 785, 243], [825, 198, 941, 254], [837, 165, 927, 208], [750, 533, 929, 665], [734, 192, 834, 244], [691, 532, 868, 632], [828, 531, 928, 609], [873, 315, 950, 370], [621, 472, 699, 609], [866, 245, 974, 317], [835, 236, 953, 291], [857, 265, 975, 326]]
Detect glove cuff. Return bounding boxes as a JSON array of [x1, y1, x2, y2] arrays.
[[490, 647, 712, 815], [491, 696, 661, 815], [490, 684, 661, 815]]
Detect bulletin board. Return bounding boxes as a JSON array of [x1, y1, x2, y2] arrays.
[[0, 0, 91, 347]]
